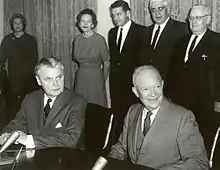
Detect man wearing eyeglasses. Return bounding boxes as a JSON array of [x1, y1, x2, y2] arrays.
[[167, 4, 220, 157], [139, 0, 188, 82]]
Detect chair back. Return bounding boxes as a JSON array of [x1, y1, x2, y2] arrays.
[[84, 103, 114, 152], [209, 125, 220, 168]]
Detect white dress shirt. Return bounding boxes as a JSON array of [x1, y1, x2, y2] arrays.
[[141, 107, 160, 132], [26, 94, 56, 149], [184, 30, 206, 62], [151, 17, 170, 48], [116, 20, 132, 52]]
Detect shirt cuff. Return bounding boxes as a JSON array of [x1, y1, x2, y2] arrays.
[[26, 135, 35, 149]]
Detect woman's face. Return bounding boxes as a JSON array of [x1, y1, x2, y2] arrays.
[[12, 18, 24, 32], [79, 14, 94, 33]]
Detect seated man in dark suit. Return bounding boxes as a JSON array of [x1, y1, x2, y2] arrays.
[[108, 65, 209, 170], [0, 57, 87, 149]]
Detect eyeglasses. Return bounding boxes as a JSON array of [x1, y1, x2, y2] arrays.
[[188, 15, 210, 22], [150, 6, 166, 13]]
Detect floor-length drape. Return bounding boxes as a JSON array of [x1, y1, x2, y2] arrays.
[[130, 0, 220, 33], [4, 0, 97, 89]]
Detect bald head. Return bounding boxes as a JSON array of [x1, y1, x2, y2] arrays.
[[133, 65, 162, 87], [149, 0, 171, 8], [190, 4, 211, 16]]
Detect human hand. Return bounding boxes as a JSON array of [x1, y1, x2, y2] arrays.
[[0, 132, 11, 145], [15, 131, 27, 146]]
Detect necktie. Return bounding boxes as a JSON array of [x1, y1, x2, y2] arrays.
[[143, 111, 153, 136], [117, 28, 123, 51], [151, 26, 160, 49], [44, 98, 52, 118], [188, 35, 198, 56]]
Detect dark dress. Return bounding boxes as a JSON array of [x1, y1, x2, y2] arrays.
[[72, 33, 110, 107], [0, 33, 38, 120]]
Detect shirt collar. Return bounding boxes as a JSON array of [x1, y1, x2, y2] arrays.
[[119, 20, 132, 31], [44, 94, 56, 107], [143, 106, 160, 115], [154, 17, 170, 31], [192, 29, 206, 40]]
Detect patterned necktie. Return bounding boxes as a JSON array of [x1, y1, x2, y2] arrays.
[[143, 111, 153, 136], [117, 28, 123, 50], [151, 26, 160, 49], [44, 98, 52, 118]]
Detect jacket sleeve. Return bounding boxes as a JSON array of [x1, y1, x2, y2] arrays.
[[161, 111, 209, 170], [108, 106, 133, 160], [33, 97, 87, 149], [2, 96, 29, 133]]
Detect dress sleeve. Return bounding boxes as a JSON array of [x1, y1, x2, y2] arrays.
[[98, 35, 110, 63]]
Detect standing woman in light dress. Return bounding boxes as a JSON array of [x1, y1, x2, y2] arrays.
[[72, 8, 110, 107]]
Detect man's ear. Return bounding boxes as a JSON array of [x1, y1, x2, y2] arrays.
[[126, 10, 131, 19], [206, 15, 211, 25], [132, 87, 139, 98], [35, 75, 41, 86]]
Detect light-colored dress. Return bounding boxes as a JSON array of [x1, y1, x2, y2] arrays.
[[73, 33, 110, 107]]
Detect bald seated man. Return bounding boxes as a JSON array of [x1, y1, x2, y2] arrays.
[[108, 65, 209, 169]]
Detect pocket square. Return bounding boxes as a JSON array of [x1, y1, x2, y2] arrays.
[[55, 122, 62, 128]]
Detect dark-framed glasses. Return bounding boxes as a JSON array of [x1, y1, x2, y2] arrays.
[[188, 14, 210, 22], [150, 6, 166, 13]]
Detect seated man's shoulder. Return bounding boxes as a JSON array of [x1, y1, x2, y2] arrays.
[[63, 88, 86, 102], [167, 99, 194, 117]]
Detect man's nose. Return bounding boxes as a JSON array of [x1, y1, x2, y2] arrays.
[[149, 89, 156, 96], [52, 79, 58, 86]]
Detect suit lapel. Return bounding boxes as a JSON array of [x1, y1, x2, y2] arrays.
[[130, 105, 144, 159], [36, 90, 45, 131], [190, 30, 210, 57], [156, 19, 172, 48], [120, 22, 134, 54], [138, 98, 169, 155], [45, 90, 67, 127]]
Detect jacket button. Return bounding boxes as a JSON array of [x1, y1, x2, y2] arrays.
[[117, 62, 121, 66]]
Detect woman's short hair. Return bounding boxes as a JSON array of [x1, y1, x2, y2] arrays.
[[9, 13, 26, 31], [76, 8, 98, 32]]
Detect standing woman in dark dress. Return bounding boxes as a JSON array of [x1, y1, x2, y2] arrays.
[[72, 9, 110, 107], [0, 13, 38, 121]]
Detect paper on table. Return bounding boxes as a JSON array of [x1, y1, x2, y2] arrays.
[[0, 156, 14, 166]]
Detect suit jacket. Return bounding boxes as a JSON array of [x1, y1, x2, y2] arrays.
[[3, 88, 87, 149], [108, 21, 147, 112], [109, 97, 209, 170], [167, 29, 220, 119], [139, 18, 188, 80]]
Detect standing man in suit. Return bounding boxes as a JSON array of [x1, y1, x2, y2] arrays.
[[109, 65, 208, 170], [108, 0, 147, 140], [139, 0, 187, 81], [0, 57, 87, 149], [167, 4, 220, 156]]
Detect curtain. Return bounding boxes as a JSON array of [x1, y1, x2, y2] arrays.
[[130, 0, 220, 33], [4, 0, 97, 89]]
